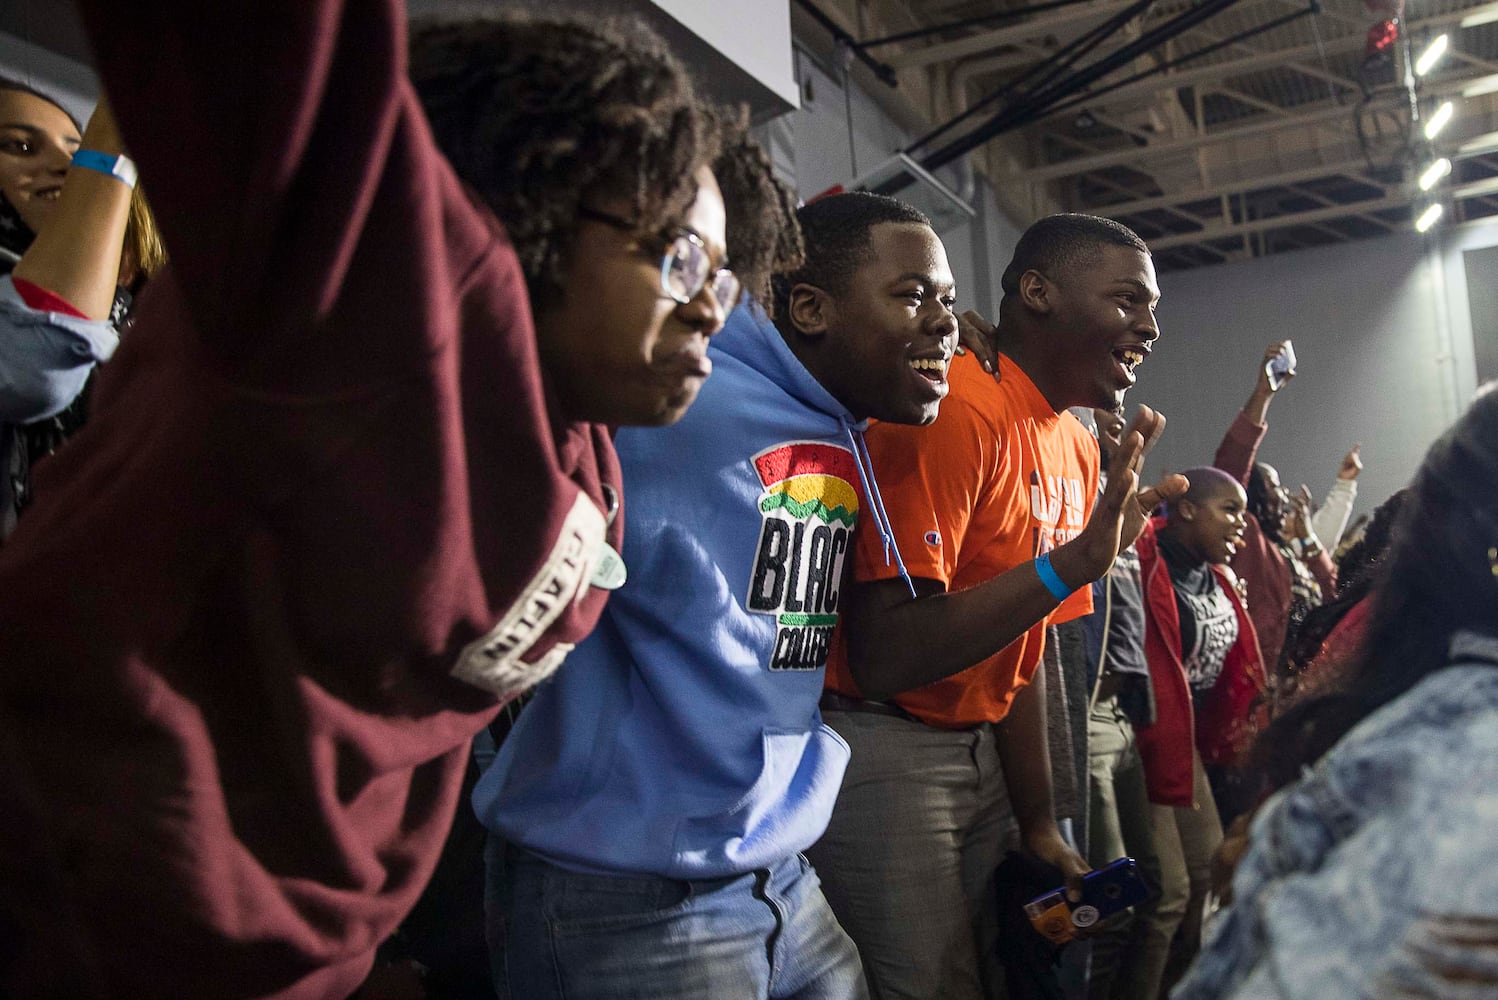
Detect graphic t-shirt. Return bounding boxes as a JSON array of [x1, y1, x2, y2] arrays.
[[825, 352, 1098, 728], [1159, 533, 1239, 696]]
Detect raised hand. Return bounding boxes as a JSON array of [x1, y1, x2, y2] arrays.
[[953, 309, 998, 374], [1257, 341, 1295, 392], [1053, 405, 1189, 586], [1337, 444, 1363, 481], [1283, 484, 1315, 542]]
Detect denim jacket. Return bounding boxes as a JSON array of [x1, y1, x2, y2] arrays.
[[1174, 629, 1498, 999]]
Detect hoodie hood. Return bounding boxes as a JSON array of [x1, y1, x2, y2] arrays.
[[713, 300, 858, 426]]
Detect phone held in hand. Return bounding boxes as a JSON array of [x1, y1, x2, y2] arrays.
[[1023, 857, 1154, 945], [1266, 340, 1296, 391]]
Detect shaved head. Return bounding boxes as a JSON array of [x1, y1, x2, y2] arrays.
[[1171, 466, 1244, 511]]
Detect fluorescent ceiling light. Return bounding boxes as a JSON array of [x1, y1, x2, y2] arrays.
[[1462, 74, 1498, 98], [1458, 130, 1498, 156], [1417, 34, 1449, 77], [1425, 101, 1455, 140], [1419, 158, 1452, 190], [1460, 5, 1498, 28], [1416, 203, 1444, 232]]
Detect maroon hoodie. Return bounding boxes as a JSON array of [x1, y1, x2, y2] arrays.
[[0, 2, 621, 996]]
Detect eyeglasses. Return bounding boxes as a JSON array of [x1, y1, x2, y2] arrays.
[[578, 206, 740, 313]]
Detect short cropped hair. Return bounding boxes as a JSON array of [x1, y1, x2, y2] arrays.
[[1170, 466, 1243, 512], [771, 192, 931, 335], [409, 15, 714, 309], [999, 214, 1148, 297]]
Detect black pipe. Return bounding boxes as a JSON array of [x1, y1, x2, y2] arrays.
[[793, 0, 899, 87], [894, 0, 1247, 184], [1044, 2, 1320, 121], [903, 0, 1157, 156]]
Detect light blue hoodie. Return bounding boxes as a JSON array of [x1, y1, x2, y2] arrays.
[[473, 301, 909, 878]]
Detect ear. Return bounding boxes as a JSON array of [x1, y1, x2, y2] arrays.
[[1177, 498, 1197, 522], [1017, 269, 1052, 316], [788, 283, 834, 339]]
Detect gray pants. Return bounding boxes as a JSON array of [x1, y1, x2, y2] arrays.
[[807, 709, 1019, 1000], [1084, 696, 1160, 1000], [1146, 750, 1222, 998]]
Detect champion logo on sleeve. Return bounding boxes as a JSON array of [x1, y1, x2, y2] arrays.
[[924, 530, 942, 546]]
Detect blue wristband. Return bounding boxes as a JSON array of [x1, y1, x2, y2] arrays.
[[1034, 552, 1075, 601], [70, 149, 138, 190]]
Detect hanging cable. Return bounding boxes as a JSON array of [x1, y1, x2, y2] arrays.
[[859, 0, 1123, 49], [903, 0, 1158, 157]]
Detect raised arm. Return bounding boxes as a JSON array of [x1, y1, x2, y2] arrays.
[[1284, 483, 1337, 594], [12, 98, 131, 320], [1215, 342, 1291, 484], [1310, 445, 1360, 548], [75, 0, 418, 389]]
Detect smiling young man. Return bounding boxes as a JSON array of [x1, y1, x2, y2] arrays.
[[475, 193, 958, 999], [1132, 466, 1266, 996], [810, 213, 1185, 998]]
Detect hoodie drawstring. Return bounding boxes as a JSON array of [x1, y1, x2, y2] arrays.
[[843, 418, 918, 600]]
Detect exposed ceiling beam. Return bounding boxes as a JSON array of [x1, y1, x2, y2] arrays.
[[1143, 171, 1498, 250], [1011, 65, 1494, 183], [1146, 192, 1408, 249], [1178, 23, 1359, 96], [1092, 155, 1376, 217], [1013, 100, 1355, 182], [1014, 2, 1498, 132]]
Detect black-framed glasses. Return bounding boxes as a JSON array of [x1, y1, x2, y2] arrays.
[[578, 206, 740, 312]]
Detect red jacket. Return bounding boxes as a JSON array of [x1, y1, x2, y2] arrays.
[[0, 2, 620, 997], [1134, 520, 1268, 808]]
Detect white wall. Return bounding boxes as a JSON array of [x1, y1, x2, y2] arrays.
[[651, 0, 797, 109], [1137, 223, 1495, 520]]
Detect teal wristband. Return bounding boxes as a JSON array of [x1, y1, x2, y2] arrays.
[[1034, 552, 1075, 601], [70, 149, 138, 190]]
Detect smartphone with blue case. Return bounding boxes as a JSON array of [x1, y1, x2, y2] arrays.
[[1023, 857, 1153, 945]]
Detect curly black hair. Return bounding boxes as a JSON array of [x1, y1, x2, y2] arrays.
[[709, 109, 803, 308], [408, 15, 712, 309]]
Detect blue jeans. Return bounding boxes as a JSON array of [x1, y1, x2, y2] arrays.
[[487, 837, 868, 1000]]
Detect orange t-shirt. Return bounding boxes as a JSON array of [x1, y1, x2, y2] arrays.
[[825, 352, 1099, 728]]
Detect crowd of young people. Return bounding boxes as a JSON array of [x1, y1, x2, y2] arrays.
[[0, 4, 1491, 1000]]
